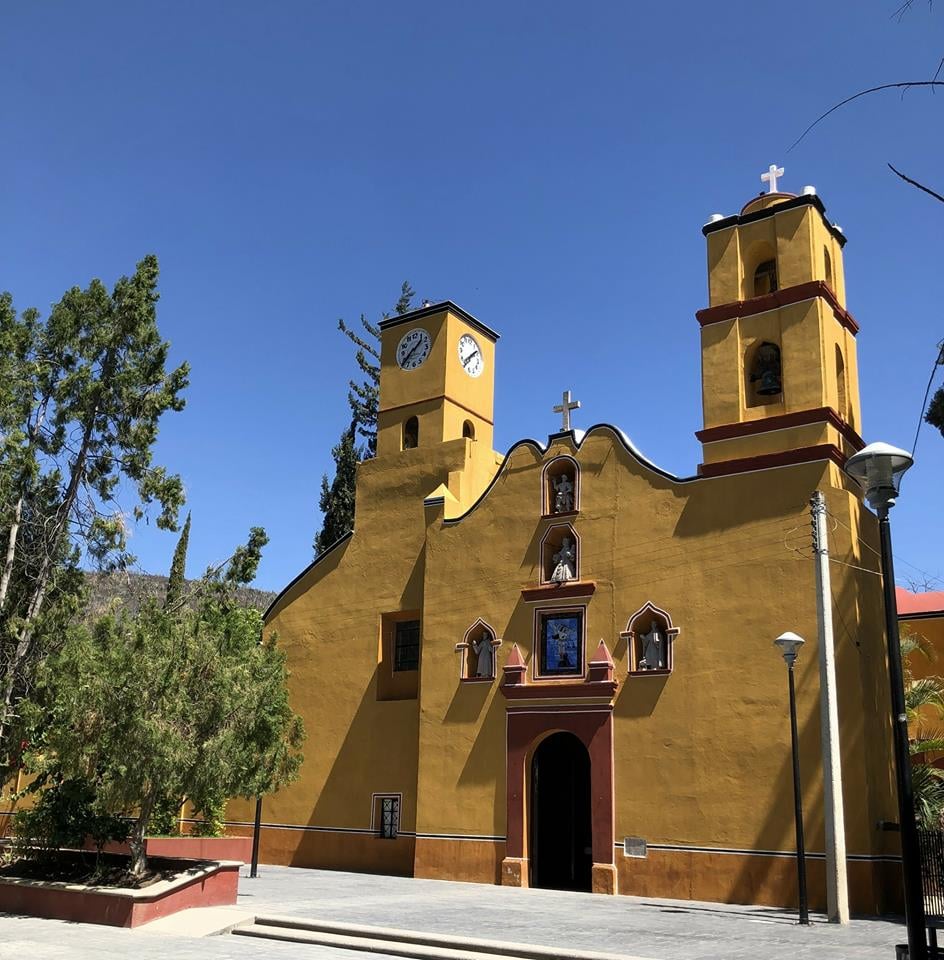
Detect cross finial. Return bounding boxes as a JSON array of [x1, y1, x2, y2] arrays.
[[761, 163, 784, 194], [553, 390, 581, 432]]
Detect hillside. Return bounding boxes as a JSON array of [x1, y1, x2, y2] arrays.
[[85, 570, 277, 619]]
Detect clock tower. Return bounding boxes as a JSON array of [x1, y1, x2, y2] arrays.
[[375, 301, 499, 459]]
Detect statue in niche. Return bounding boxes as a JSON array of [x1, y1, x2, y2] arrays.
[[550, 536, 576, 583], [638, 622, 666, 670], [470, 630, 495, 679], [552, 473, 575, 513]]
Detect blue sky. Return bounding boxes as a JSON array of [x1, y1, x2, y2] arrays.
[[2, 1, 942, 592]]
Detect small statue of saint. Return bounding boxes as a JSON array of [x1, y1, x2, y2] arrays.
[[470, 631, 494, 679], [553, 474, 575, 513], [638, 623, 665, 670], [550, 537, 576, 583]]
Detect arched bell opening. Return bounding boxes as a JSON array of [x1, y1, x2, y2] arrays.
[[462, 419, 476, 440], [529, 731, 592, 892], [835, 344, 848, 424], [402, 415, 419, 450], [746, 340, 783, 408]]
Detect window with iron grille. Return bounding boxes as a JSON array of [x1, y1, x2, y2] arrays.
[[378, 797, 399, 839], [394, 620, 420, 672]]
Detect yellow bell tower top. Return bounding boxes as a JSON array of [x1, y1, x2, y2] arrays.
[[695, 176, 864, 477], [375, 301, 499, 459]]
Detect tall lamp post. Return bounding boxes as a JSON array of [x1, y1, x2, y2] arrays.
[[845, 442, 926, 960], [775, 631, 810, 926]]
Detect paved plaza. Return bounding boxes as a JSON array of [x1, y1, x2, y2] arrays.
[[0, 865, 912, 960]]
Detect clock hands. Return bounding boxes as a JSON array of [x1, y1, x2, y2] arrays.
[[401, 340, 423, 365], [461, 348, 480, 369]]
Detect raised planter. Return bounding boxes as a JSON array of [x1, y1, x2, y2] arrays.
[[90, 834, 253, 863], [0, 858, 240, 927]]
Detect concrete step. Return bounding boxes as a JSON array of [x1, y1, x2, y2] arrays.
[[232, 915, 654, 960]]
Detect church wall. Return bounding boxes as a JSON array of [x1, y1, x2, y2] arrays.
[[404, 428, 896, 911], [234, 441, 481, 874]]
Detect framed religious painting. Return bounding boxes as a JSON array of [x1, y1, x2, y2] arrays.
[[536, 608, 584, 678]]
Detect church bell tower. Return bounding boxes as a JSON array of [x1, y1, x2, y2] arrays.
[[375, 301, 499, 459], [695, 171, 864, 477]]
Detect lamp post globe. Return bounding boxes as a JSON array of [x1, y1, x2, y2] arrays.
[[774, 631, 805, 666], [844, 441, 926, 960], [844, 442, 913, 516]]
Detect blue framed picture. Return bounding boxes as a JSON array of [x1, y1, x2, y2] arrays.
[[538, 610, 583, 676]]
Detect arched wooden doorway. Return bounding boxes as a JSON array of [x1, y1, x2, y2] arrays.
[[530, 732, 592, 891]]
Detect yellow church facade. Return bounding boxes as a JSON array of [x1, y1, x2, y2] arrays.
[[231, 186, 903, 913]]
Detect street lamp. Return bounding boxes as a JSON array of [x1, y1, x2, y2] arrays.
[[845, 442, 926, 960], [775, 631, 810, 926]]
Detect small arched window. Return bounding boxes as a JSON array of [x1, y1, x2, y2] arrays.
[[402, 416, 419, 450], [824, 246, 833, 290], [835, 345, 847, 421], [748, 341, 782, 405], [753, 259, 778, 297], [462, 420, 475, 440]]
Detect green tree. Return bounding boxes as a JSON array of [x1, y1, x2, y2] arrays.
[[902, 628, 944, 828], [313, 283, 416, 554], [165, 511, 191, 609], [0, 256, 188, 765], [312, 427, 359, 555], [20, 528, 304, 878]]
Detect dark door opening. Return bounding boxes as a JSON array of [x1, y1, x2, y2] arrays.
[[530, 731, 592, 891]]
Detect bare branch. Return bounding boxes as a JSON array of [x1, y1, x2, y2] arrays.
[[888, 163, 944, 203], [787, 80, 944, 152]]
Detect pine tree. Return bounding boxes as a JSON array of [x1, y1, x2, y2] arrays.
[[165, 511, 191, 608], [313, 283, 416, 555], [338, 281, 415, 457], [313, 427, 360, 555]]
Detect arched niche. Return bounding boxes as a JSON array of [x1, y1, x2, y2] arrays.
[[835, 344, 847, 422], [743, 242, 778, 300], [540, 523, 579, 585], [454, 619, 501, 682], [542, 456, 579, 518], [462, 419, 476, 440], [620, 601, 680, 675], [746, 340, 782, 408], [824, 245, 834, 291], [402, 415, 419, 450]]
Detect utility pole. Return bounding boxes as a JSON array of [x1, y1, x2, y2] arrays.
[[810, 491, 850, 923]]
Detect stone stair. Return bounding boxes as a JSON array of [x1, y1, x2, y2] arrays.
[[231, 915, 654, 960]]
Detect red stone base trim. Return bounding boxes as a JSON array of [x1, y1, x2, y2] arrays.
[[500, 856, 528, 887], [616, 847, 901, 915], [414, 837, 504, 885], [592, 862, 618, 894]]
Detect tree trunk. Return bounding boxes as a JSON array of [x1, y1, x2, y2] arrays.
[[0, 496, 23, 611], [0, 418, 94, 752], [128, 794, 156, 879]]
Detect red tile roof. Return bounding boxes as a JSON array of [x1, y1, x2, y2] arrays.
[[897, 586, 944, 617]]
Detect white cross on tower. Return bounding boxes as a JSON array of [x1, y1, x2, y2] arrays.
[[761, 163, 784, 194], [553, 390, 581, 432]]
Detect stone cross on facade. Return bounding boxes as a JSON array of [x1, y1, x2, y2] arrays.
[[761, 163, 784, 194], [553, 390, 581, 432]]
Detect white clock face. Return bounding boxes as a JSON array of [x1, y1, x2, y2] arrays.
[[458, 333, 483, 378], [396, 328, 431, 370]]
